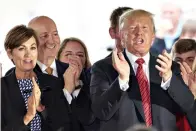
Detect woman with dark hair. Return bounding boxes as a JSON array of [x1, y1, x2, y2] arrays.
[[1, 25, 68, 131], [1, 25, 46, 131]]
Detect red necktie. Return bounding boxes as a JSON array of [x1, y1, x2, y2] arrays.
[[136, 58, 152, 127]]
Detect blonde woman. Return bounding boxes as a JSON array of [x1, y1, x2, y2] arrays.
[[57, 37, 91, 84]]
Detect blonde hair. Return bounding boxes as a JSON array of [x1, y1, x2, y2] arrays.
[[119, 9, 155, 32], [57, 37, 91, 69]]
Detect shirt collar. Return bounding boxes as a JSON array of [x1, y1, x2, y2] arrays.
[[125, 49, 150, 66], [37, 60, 57, 72]]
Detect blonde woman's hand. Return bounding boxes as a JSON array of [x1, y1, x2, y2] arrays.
[[68, 56, 83, 86], [63, 64, 76, 94]]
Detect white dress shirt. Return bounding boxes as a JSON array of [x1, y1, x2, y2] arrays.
[[119, 50, 171, 91], [37, 60, 58, 77], [63, 80, 82, 104], [37, 60, 81, 104]]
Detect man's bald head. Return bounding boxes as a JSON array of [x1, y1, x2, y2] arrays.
[[28, 16, 60, 65], [28, 16, 54, 25], [28, 16, 57, 33]]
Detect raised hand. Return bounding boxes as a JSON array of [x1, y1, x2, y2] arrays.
[[189, 72, 196, 98], [68, 55, 83, 86], [179, 62, 192, 85], [180, 62, 196, 98], [155, 50, 172, 82], [24, 94, 36, 125], [63, 64, 77, 94], [112, 47, 130, 81], [189, 73, 196, 98], [32, 77, 41, 107], [24, 77, 42, 125], [32, 77, 45, 112]]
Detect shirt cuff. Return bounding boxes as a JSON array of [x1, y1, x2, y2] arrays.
[[118, 77, 129, 91], [62, 88, 73, 104], [161, 75, 172, 90], [72, 88, 81, 98]]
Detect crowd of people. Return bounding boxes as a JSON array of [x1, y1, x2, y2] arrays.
[[1, 3, 196, 131]]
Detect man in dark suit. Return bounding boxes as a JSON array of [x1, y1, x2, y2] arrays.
[[171, 39, 196, 131], [28, 16, 96, 131], [90, 9, 196, 131], [28, 16, 66, 77]]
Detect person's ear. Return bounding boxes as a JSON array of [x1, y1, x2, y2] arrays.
[[151, 32, 155, 46], [109, 27, 116, 39], [6, 49, 13, 59]]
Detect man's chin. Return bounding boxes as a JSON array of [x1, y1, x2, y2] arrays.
[[45, 55, 56, 59], [38, 54, 56, 61], [45, 50, 58, 56]]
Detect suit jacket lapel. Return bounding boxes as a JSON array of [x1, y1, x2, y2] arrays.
[[35, 63, 42, 73], [5, 69, 26, 115], [36, 72, 72, 118], [35, 71, 53, 92], [55, 60, 62, 77], [149, 54, 162, 85], [55, 60, 69, 77], [123, 51, 145, 122]]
